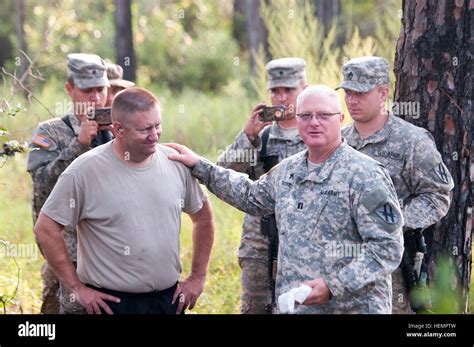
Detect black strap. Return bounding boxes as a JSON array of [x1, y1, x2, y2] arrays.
[[259, 125, 272, 157], [91, 130, 113, 147], [61, 115, 75, 133]]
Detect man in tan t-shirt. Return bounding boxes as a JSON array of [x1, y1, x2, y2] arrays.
[[34, 87, 215, 314]]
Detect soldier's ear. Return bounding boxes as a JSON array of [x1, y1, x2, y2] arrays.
[[112, 122, 125, 136], [379, 85, 389, 101], [65, 82, 73, 96]]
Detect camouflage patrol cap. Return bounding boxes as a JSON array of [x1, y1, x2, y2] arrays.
[[336, 56, 390, 92], [67, 53, 110, 89], [106, 63, 135, 89], [265, 57, 306, 89]]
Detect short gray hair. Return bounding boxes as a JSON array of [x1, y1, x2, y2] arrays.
[[296, 85, 342, 112]]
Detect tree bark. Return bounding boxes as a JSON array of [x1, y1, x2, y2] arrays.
[[245, 0, 269, 73], [233, 0, 247, 51], [14, 0, 29, 96], [114, 0, 136, 82], [314, 0, 341, 29], [394, 0, 472, 313]]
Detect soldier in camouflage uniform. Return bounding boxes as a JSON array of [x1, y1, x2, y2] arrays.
[[27, 53, 111, 314], [105, 62, 135, 107], [336, 56, 454, 313], [166, 85, 404, 313], [217, 58, 307, 314]]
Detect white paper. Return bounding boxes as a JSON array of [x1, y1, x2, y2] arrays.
[[277, 284, 312, 314]]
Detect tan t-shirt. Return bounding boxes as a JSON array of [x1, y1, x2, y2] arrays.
[[42, 142, 207, 293]]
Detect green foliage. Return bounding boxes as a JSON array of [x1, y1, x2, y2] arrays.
[[136, 11, 239, 92], [18, 1, 114, 86], [252, 0, 401, 122], [2, 1, 240, 94], [0, 101, 30, 166], [259, 0, 338, 86], [147, 86, 255, 157], [0, 157, 41, 313], [417, 256, 465, 314]]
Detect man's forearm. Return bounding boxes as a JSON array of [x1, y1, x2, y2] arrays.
[[34, 213, 83, 292], [190, 202, 215, 278], [192, 159, 275, 216], [402, 192, 451, 230]]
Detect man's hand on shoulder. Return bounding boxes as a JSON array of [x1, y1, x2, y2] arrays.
[[164, 143, 200, 168]]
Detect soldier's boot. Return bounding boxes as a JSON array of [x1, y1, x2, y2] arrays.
[[238, 257, 272, 314]]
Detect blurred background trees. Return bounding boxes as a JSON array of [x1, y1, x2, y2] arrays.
[[1, 0, 403, 95]]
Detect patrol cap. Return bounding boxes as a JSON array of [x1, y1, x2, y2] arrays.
[[106, 62, 135, 89], [336, 56, 390, 93], [67, 53, 110, 89], [265, 57, 306, 89]]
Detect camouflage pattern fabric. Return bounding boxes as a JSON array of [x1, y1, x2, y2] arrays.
[[194, 141, 404, 314], [342, 113, 454, 313]]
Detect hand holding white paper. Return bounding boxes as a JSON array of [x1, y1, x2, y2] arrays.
[[278, 284, 312, 314]]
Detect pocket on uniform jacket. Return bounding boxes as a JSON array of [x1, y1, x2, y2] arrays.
[[303, 199, 328, 240]]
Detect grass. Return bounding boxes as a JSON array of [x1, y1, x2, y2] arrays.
[[0, 156, 42, 314]]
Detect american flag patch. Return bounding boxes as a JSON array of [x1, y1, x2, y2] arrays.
[[32, 134, 51, 148]]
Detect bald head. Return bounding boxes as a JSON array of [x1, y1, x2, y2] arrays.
[[296, 85, 342, 113]]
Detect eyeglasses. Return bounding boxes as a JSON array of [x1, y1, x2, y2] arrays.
[[296, 112, 341, 122]]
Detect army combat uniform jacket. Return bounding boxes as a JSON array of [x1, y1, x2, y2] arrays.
[[27, 114, 90, 261], [217, 124, 305, 259], [342, 113, 454, 230], [194, 141, 404, 313]]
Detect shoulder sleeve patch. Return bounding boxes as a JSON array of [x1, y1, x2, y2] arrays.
[[432, 162, 451, 184], [418, 154, 452, 184], [32, 134, 52, 149], [374, 202, 399, 224], [361, 187, 388, 212], [418, 153, 439, 172]]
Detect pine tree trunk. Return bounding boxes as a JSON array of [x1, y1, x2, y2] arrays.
[[314, 0, 341, 29], [115, 0, 136, 82], [232, 0, 247, 51], [245, 0, 269, 73], [394, 0, 472, 313]]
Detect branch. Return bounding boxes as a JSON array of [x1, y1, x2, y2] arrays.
[[2, 67, 55, 118]]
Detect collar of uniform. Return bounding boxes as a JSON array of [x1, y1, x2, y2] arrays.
[[68, 113, 82, 135], [346, 112, 394, 148], [270, 122, 302, 143], [297, 140, 348, 184]]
